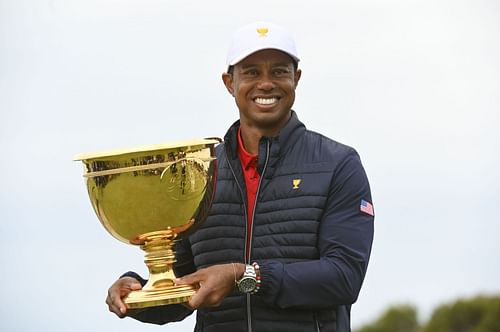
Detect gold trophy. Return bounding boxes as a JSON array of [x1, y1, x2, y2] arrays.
[[75, 138, 220, 309]]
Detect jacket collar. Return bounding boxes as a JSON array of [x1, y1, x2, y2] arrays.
[[223, 110, 305, 176]]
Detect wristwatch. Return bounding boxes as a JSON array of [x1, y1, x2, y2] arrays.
[[236, 264, 257, 293]]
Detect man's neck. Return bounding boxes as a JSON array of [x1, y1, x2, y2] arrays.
[[238, 126, 263, 155], [238, 112, 292, 155]]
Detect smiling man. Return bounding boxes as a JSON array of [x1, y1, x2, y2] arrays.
[[106, 22, 375, 332], [223, 48, 301, 149]]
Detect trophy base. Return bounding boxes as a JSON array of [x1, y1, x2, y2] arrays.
[[125, 284, 196, 309]]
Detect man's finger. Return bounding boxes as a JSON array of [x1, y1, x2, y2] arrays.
[[120, 282, 142, 295], [107, 290, 127, 315], [174, 271, 202, 286], [107, 296, 125, 317], [107, 278, 142, 318], [187, 286, 207, 309], [117, 283, 142, 314]]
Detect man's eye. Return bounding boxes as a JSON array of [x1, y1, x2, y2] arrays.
[[243, 70, 259, 76], [274, 68, 290, 76]]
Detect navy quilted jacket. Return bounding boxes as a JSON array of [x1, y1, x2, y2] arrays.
[[129, 111, 374, 332]]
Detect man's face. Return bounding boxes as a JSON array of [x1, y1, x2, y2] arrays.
[[222, 49, 301, 133]]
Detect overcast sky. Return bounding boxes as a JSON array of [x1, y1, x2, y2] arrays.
[[1, 0, 499, 331]]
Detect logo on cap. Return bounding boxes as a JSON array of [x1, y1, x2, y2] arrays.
[[256, 28, 269, 37]]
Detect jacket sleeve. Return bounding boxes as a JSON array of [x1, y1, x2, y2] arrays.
[[257, 149, 374, 309], [123, 237, 196, 325]]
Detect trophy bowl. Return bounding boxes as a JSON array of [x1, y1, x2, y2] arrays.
[[75, 138, 220, 309]]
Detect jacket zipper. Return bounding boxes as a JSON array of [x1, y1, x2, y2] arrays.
[[314, 313, 321, 332], [226, 139, 271, 332], [246, 140, 270, 262]]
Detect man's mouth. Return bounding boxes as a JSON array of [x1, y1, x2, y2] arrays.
[[254, 97, 279, 105]]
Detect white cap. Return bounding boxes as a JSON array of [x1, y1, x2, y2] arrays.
[[226, 22, 300, 68]]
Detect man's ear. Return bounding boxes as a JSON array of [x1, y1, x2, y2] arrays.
[[222, 72, 234, 96], [294, 69, 302, 88]]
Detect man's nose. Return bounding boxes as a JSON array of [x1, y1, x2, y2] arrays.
[[256, 74, 276, 90]]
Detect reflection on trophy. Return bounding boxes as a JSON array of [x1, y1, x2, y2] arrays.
[[75, 138, 220, 309]]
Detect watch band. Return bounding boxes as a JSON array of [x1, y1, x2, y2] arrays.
[[236, 264, 257, 293]]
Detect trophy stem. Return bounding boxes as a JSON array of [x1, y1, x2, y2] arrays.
[[124, 230, 196, 309]]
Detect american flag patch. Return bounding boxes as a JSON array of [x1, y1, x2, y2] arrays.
[[360, 199, 374, 216]]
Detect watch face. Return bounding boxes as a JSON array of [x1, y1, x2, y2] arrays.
[[238, 277, 257, 293]]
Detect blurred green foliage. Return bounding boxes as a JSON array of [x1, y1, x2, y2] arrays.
[[356, 304, 419, 332], [355, 295, 500, 332], [422, 295, 500, 332]]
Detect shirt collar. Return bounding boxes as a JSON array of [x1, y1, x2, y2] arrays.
[[237, 127, 258, 170]]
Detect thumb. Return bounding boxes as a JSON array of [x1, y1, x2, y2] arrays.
[[119, 276, 143, 289], [174, 272, 201, 286], [119, 281, 142, 298], [122, 277, 143, 290], [129, 281, 142, 290]]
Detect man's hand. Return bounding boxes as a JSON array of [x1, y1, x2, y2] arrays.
[[106, 277, 142, 318], [175, 263, 245, 309]]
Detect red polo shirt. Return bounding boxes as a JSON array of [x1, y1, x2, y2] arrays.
[[237, 128, 260, 261]]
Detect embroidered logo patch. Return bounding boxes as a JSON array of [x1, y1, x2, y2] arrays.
[[292, 179, 301, 189], [256, 28, 269, 37]]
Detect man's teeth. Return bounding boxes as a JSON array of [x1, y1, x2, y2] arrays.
[[255, 97, 278, 105]]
